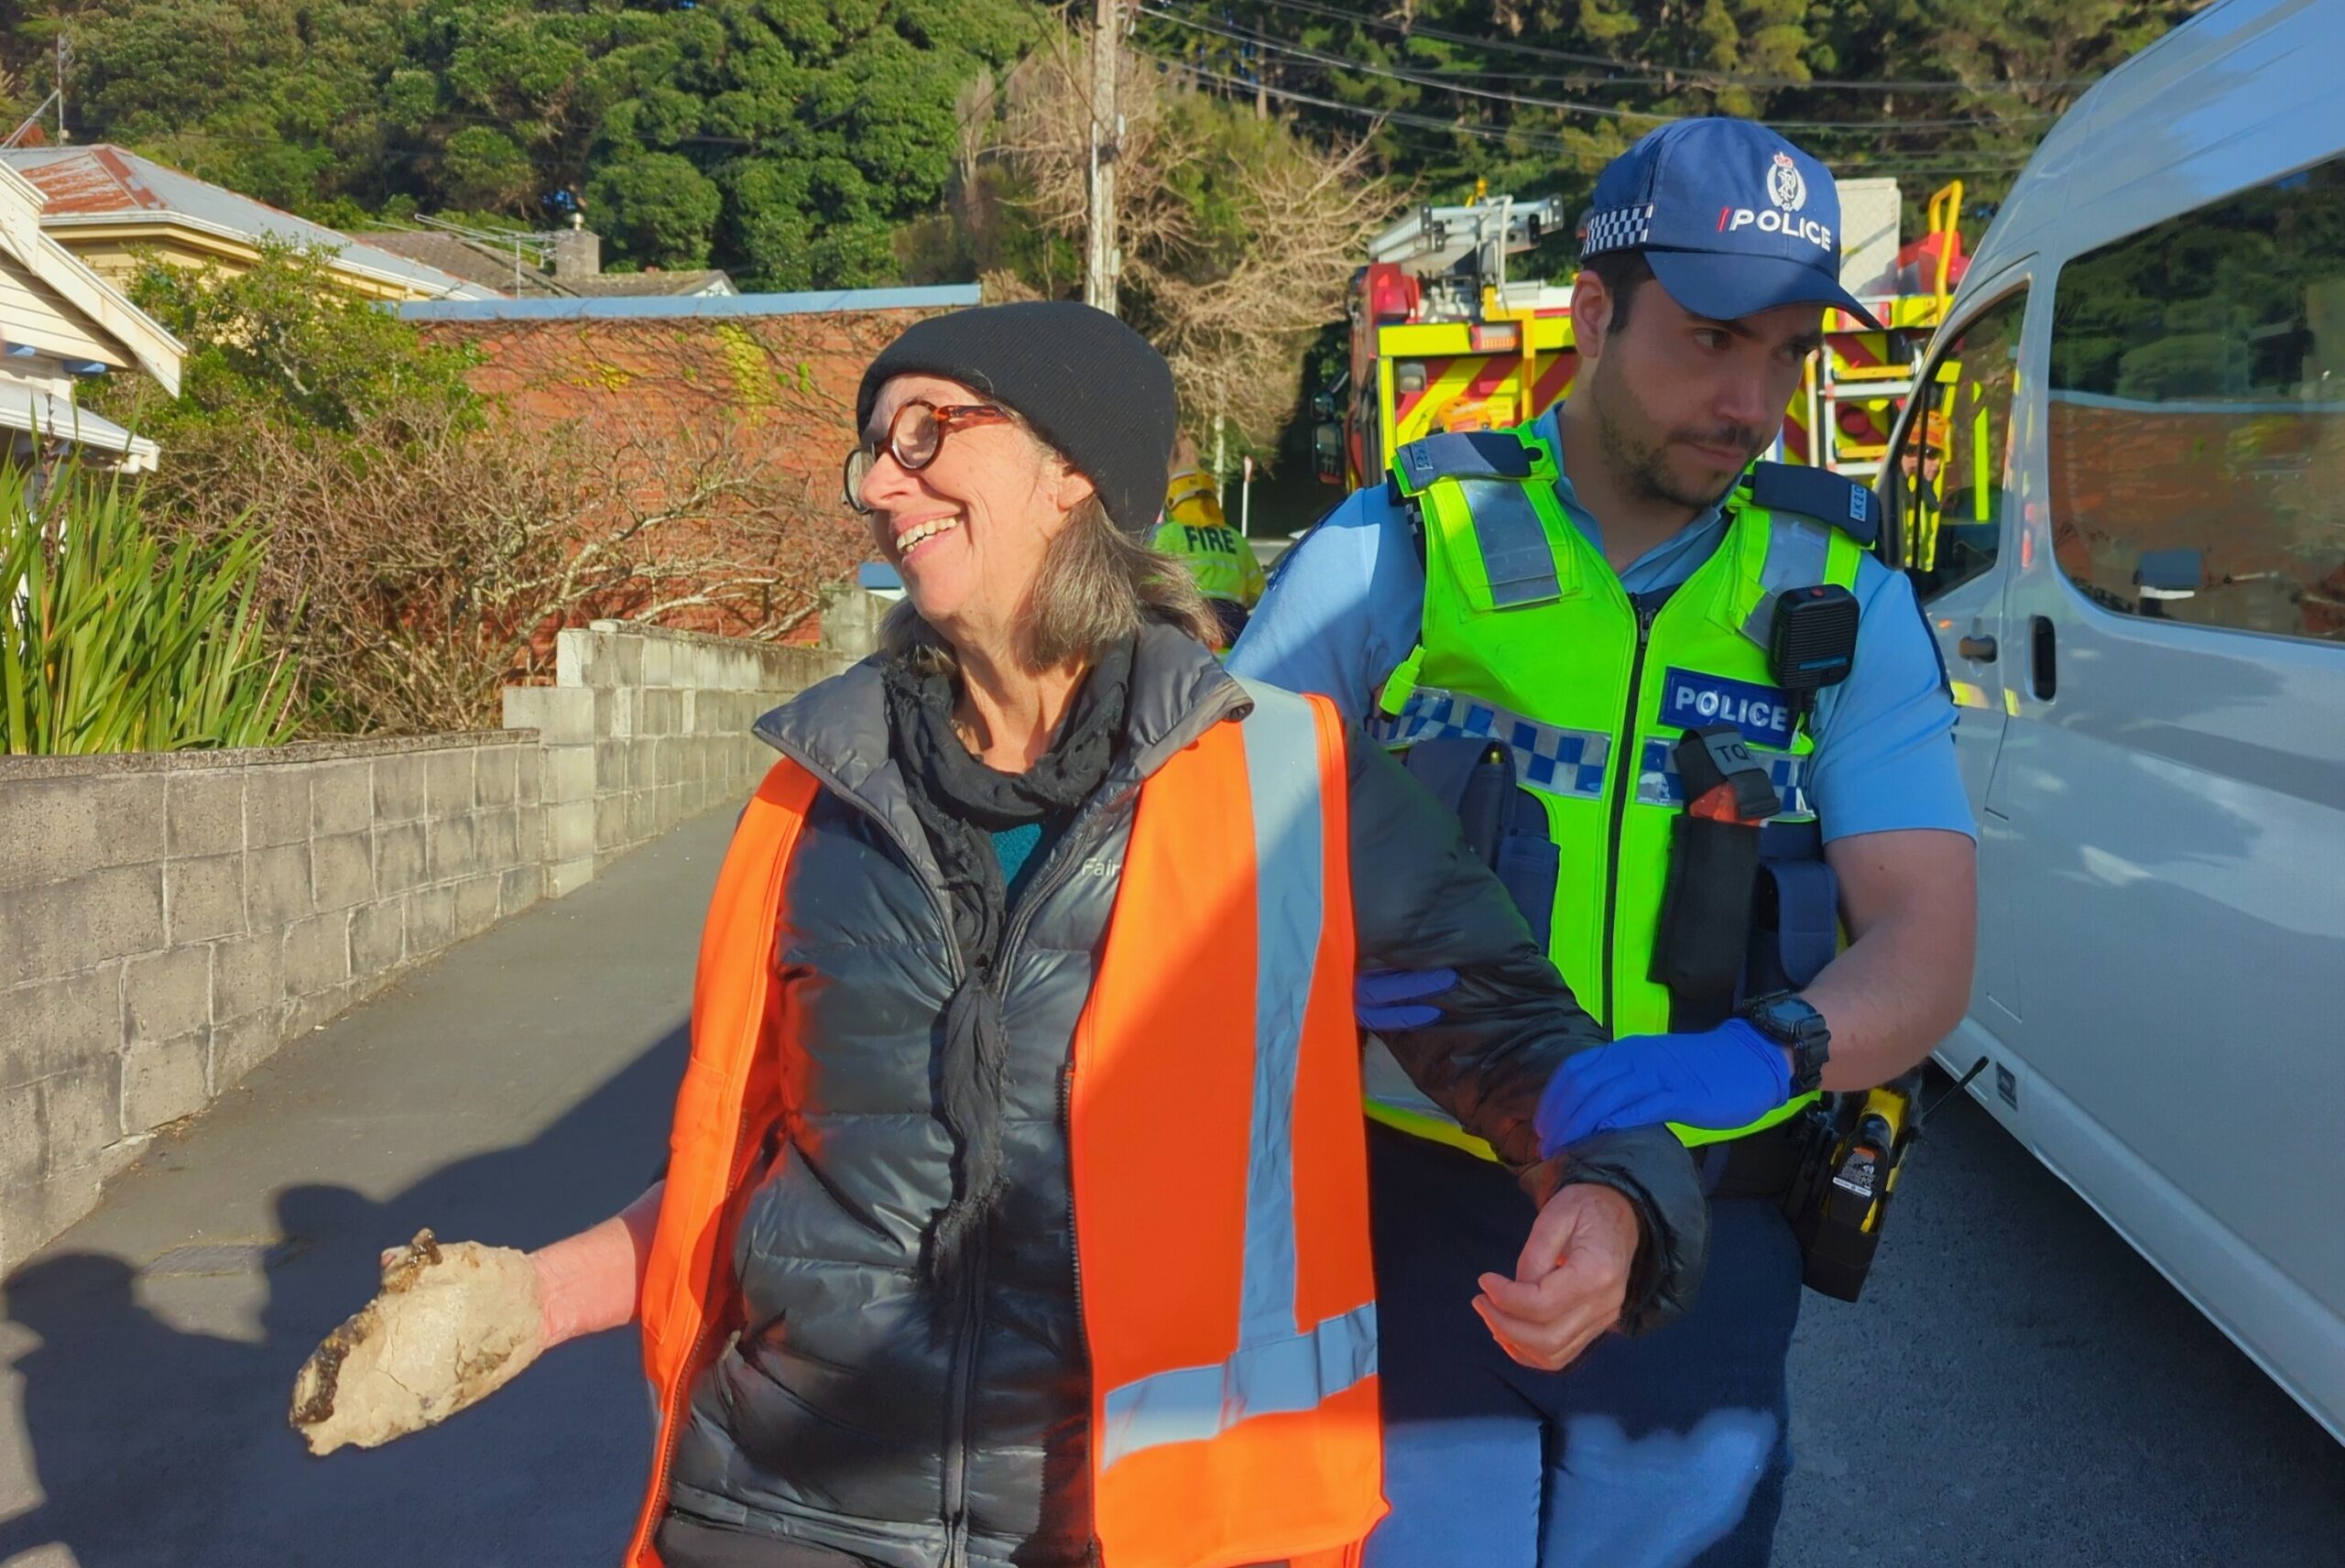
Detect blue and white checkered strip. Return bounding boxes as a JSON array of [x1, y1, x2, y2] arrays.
[[1580, 203, 1654, 256], [1366, 688, 1610, 798], [1634, 737, 1813, 817]]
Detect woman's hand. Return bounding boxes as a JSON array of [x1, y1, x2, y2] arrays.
[[290, 1230, 546, 1455], [1471, 1183, 1643, 1371], [294, 1184, 668, 1455], [526, 1181, 665, 1345]]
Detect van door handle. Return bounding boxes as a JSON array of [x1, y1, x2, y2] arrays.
[[1958, 635, 1999, 662]]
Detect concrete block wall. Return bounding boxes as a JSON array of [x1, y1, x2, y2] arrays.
[[0, 734, 544, 1272], [504, 618, 862, 895], [0, 599, 879, 1274]]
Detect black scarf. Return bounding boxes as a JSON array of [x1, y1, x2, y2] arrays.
[[882, 636, 1133, 1301]]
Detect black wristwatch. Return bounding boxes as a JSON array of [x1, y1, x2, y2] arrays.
[[1740, 992, 1830, 1094]]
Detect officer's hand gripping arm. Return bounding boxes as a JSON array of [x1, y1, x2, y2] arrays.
[[1343, 727, 1709, 1332]]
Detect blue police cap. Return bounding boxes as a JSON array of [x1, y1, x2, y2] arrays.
[[1580, 118, 1883, 331]]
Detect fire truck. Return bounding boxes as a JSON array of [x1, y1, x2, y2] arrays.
[[1311, 178, 1976, 498]]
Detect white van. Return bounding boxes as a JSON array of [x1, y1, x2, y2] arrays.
[[1880, 0, 2345, 1443]]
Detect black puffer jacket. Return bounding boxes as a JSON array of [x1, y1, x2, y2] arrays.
[[660, 626, 1706, 1568]]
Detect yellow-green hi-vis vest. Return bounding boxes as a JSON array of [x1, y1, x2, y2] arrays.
[[1155, 471, 1268, 607], [1364, 423, 1868, 1160]]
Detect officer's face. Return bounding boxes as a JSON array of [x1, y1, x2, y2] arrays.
[[1580, 279, 1824, 511]]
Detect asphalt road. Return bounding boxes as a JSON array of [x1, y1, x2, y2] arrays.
[[1778, 1076, 2345, 1567], [1, 806, 2338, 1567]]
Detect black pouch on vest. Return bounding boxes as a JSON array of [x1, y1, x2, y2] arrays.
[[1402, 736, 1560, 953], [1650, 727, 1773, 1031], [1651, 814, 1762, 1030]]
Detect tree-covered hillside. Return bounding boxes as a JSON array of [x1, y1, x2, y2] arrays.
[[1137, 0, 2209, 246], [1, 0, 1045, 288], [0, 0, 2206, 291]]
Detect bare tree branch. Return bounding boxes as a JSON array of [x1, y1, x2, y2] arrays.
[[991, 24, 1401, 453]]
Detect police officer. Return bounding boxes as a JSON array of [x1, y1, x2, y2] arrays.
[[1229, 118, 1980, 1567], [1155, 431, 1267, 648]]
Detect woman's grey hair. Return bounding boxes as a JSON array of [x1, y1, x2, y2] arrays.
[[881, 466, 1223, 674]]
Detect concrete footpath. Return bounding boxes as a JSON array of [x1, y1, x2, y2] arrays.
[[2, 805, 2340, 1567], [0, 809, 736, 1567]]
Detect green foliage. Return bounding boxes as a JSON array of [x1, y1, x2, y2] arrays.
[[26, 0, 1049, 288], [92, 241, 481, 440], [588, 152, 725, 269], [439, 125, 538, 212], [1136, 0, 2206, 219], [0, 463, 299, 755], [57, 1, 408, 212], [11, 0, 2206, 299]]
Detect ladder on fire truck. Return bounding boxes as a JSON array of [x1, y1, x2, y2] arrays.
[[1323, 177, 1977, 491], [1801, 181, 1971, 479]]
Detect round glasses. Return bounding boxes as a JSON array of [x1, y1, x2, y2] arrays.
[[842, 399, 1013, 513]]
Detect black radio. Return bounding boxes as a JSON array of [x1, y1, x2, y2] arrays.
[[1769, 584, 1860, 727]]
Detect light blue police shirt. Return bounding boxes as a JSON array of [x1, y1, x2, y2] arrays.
[[1227, 408, 1976, 844]]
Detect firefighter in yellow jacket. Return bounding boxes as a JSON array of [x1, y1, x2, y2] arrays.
[[1154, 432, 1267, 648]]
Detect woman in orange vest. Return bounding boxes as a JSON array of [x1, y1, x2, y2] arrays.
[[290, 303, 1706, 1568]]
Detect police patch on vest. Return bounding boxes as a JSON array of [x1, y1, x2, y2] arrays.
[[1660, 668, 1794, 748]]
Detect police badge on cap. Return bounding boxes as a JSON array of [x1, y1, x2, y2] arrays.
[[1579, 118, 1883, 331], [1768, 151, 1806, 212]]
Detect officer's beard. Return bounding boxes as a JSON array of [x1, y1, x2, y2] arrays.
[[1589, 361, 1761, 514]]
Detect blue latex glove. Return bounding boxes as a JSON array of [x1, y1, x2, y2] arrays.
[[1534, 1018, 1793, 1156], [1356, 968, 1459, 1032]]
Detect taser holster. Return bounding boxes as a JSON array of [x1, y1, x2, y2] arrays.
[[1651, 725, 1779, 1031]]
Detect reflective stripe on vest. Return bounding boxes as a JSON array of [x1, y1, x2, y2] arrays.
[[1634, 734, 1811, 813], [1366, 423, 1861, 1156], [1073, 681, 1383, 1564], [1366, 686, 1612, 799], [1096, 681, 1377, 1472], [628, 687, 1383, 1568]]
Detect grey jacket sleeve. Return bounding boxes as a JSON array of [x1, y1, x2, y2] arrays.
[[1342, 722, 1708, 1334]]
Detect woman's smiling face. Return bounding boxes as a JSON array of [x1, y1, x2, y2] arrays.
[[857, 374, 1091, 648]]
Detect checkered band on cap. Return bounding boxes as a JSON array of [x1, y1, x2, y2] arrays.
[[1579, 203, 1654, 258]]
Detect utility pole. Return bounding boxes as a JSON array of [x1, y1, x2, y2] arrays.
[[54, 33, 68, 145], [1084, 0, 1119, 315]]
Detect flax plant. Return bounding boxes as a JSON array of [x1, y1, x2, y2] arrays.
[[0, 460, 300, 755]]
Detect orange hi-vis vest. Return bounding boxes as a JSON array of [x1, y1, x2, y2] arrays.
[[624, 681, 1383, 1568]]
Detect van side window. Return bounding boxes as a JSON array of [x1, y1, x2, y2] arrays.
[[2046, 155, 2345, 641], [1891, 290, 2027, 603]]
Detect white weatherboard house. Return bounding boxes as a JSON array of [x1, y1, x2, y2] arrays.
[[0, 158, 183, 473]]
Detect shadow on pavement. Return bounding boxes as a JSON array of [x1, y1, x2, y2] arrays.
[[0, 1029, 683, 1568]]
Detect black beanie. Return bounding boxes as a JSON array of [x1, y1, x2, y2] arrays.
[[856, 300, 1179, 537]]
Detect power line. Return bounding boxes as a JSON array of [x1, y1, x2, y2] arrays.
[[1161, 59, 2029, 179], [1147, 8, 1647, 122], [1217, 0, 2099, 93], [1163, 58, 1577, 153], [1143, 5, 2055, 130]]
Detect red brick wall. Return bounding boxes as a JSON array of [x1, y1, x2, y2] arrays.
[[415, 308, 936, 645]]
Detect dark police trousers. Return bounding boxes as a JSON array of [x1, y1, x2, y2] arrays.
[[1363, 1127, 1803, 1568]]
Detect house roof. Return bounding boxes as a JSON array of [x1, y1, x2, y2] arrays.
[[0, 383, 160, 471], [0, 160, 183, 397], [364, 229, 737, 299], [363, 230, 585, 297], [0, 145, 499, 300], [392, 284, 979, 323], [562, 269, 736, 299]]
